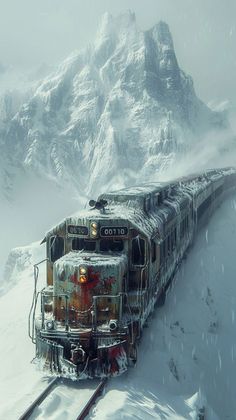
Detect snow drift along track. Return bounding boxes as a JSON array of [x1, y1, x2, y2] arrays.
[[18, 378, 107, 420]]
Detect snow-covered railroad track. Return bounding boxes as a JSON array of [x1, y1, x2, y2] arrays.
[[18, 378, 59, 420], [76, 378, 107, 420], [18, 377, 107, 420]]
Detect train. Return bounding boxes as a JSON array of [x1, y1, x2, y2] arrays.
[[29, 167, 236, 379]]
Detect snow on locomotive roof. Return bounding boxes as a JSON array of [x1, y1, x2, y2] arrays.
[[43, 167, 236, 240], [45, 189, 187, 242], [100, 182, 169, 200]]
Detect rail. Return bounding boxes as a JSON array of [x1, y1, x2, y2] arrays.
[[18, 377, 59, 420], [18, 378, 107, 420], [76, 378, 107, 419]]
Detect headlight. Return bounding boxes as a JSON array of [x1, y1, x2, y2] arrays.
[[79, 266, 87, 275], [90, 221, 98, 237], [79, 275, 88, 284], [109, 319, 118, 331], [46, 320, 54, 330]]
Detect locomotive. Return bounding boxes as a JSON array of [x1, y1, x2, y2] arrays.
[[29, 168, 236, 379]]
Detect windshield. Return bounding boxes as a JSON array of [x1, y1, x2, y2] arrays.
[[71, 238, 124, 253], [72, 238, 96, 251], [100, 239, 124, 252]]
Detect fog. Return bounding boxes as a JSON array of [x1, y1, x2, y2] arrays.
[[160, 128, 236, 183], [0, 0, 236, 104]]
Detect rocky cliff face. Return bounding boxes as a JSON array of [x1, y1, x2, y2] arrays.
[[0, 11, 227, 197]]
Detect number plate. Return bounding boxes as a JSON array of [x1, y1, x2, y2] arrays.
[[100, 226, 128, 237], [67, 225, 89, 236]]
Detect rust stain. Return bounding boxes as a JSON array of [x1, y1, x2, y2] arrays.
[[80, 267, 100, 307], [108, 344, 124, 374]]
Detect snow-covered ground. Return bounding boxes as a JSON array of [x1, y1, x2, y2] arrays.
[[1, 195, 236, 419], [0, 242, 46, 419]]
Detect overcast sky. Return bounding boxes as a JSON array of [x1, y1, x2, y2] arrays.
[[0, 0, 236, 104]]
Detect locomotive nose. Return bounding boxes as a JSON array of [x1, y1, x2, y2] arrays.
[[53, 252, 127, 326]]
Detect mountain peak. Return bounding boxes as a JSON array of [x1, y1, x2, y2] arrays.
[[115, 9, 136, 27], [95, 10, 137, 42], [94, 10, 138, 67], [151, 21, 174, 49], [96, 12, 113, 38]]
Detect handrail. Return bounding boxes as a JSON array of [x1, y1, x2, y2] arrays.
[[28, 258, 48, 343]]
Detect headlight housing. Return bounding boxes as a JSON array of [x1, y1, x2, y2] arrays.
[[90, 221, 98, 238]]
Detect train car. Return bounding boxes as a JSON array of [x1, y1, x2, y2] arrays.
[[29, 168, 236, 379]]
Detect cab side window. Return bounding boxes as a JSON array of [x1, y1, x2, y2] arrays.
[[132, 238, 145, 266], [50, 236, 64, 262]]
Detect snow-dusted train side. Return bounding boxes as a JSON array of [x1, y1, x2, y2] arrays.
[[31, 168, 236, 379]]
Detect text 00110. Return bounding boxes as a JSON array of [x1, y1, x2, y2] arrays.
[[100, 226, 128, 237]]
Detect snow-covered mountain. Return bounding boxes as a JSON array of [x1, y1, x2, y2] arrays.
[[1, 11, 228, 198]]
